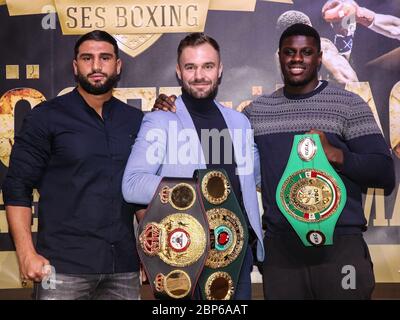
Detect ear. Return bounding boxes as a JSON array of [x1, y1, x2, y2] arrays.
[[116, 58, 122, 75], [73, 59, 78, 76], [218, 63, 223, 78], [176, 64, 182, 80]]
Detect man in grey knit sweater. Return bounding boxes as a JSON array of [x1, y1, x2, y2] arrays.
[[243, 23, 395, 299]]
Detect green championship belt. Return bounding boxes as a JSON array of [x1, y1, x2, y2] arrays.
[[137, 178, 209, 299], [195, 169, 248, 300], [276, 134, 347, 246]]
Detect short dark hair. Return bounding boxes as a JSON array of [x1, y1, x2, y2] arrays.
[[279, 23, 321, 52], [74, 30, 119, 59], [177, 33, 220, 62]]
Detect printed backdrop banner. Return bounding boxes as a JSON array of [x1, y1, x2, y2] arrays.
[[0, 0, 399, 289]]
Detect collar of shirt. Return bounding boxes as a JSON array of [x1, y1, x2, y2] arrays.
[[72, 87, 115, 121]]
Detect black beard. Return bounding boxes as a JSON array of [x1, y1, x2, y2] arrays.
[[76, 72, 120, 95], [182, 82, 219, 100]]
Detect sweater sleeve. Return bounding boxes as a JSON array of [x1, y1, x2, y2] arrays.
[[340, 135, 395, 192], [339, 94, 395, 193]]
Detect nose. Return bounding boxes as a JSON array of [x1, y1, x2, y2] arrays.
[[292, 51, 304, 63], [92, 57, 102, 72], [194, 67, 204, 80]]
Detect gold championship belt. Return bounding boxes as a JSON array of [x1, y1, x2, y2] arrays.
[[137, 178, 209, 299], [195, 169, 248, 300]]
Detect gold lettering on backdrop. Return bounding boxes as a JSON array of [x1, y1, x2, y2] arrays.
[[66, 6, 77, 28], [0, 88, 46, 167], [345, 82, 384, 135], [5, 0, 258, 15], [55, 0, 209, 35], [364, 188, 389, 227], [187, 5, 198, 27], [116, 7, 129, 28], [390, 184, 400, 226], [4, 0, 261, 58], [389, 81, 400, 159]]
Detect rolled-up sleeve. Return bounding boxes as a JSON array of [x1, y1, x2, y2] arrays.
[[2, 104, 51, 207]]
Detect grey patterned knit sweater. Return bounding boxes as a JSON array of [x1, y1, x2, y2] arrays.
[[243, 80, 395, 235]]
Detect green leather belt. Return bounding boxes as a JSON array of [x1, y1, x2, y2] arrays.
[[195, 169, 248, 300], [276, 134, 347, 246]]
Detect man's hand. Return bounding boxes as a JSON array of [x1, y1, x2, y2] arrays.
[[19, 251, 50, 283], [152, 94, 177, 112], [307, 129, 344, 168]]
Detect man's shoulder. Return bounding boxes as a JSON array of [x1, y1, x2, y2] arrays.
[[112, 97, 141, 111], [319, 82, 370, 113], [112, 97, 144, 118], [36, 90, 76, 111], [30, 94, 66, 115], [142, 109, 178, 123], [254, 88, 284, 103], [323, 82, 363, 101], [245, 89, 284, 116]]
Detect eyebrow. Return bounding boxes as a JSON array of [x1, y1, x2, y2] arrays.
[[79, 53, 114, 58], [281, 46, 315, 51], [183, 62, 216, 67]]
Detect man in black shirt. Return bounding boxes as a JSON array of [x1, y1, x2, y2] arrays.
[[2, 30, 144, 300]]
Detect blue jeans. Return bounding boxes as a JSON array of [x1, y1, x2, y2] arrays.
[[34, 272, 140, 300]]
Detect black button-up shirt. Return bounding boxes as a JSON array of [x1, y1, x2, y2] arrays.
[[2, 88, 143, 274]]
